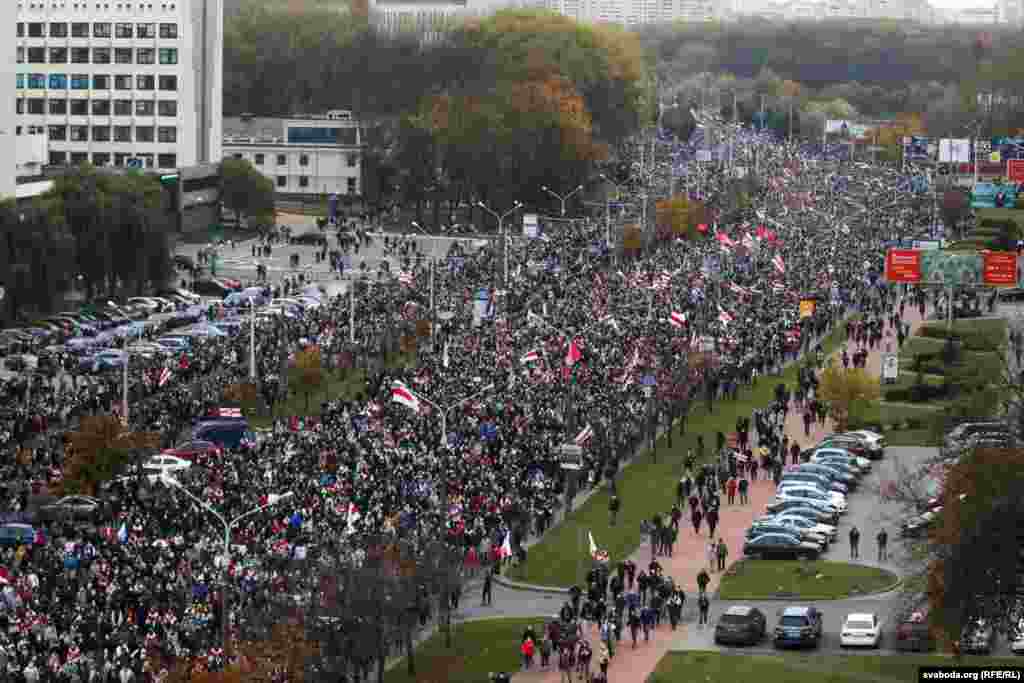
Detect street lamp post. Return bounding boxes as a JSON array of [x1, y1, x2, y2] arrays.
[[541, 185, 584, 217], [249, 298, 256, 381], [599, 174, 626, 257], [477, 201, 521, 286], [403, 383, 496, 447], [160, 474, 294, 654]]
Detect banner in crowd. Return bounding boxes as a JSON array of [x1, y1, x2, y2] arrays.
[[938, 139, 971, 164], [903, 136, 933, 161], [825, 120, 870, 138], [1008, 160, 1024, 184], [523, 214, 539, 239], [971, 182, 1018, 209], [885, 248, 1019, 286], [798, 299, 816, 319]]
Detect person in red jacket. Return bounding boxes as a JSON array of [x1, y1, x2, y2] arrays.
[[521, 636, 535, 670], [726, 476, 738, 505]]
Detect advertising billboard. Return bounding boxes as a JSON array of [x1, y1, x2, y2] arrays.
[[939, 139, 971, 163], [1008, 159, 1024, 184], [982, 251, 1018, 286], [885, 249, 1019, 286], [971, 182, 1018, 209], [885, 249, 922, 283]]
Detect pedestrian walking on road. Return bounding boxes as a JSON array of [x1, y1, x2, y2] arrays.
[[716, 538, 729, 572], [696, 568, 710, 596], [698, 592, 710, 626], [726, 476, 737, 505], [876, 528, 888, 561], [706, 507, 719, 538], [691, 506, 703, 535], [609, 496, 620, 527], [482, 569, 493, 606], [738, 475, 749, 504], [707, 541, 717, 572], [849, 526, 860, 559]]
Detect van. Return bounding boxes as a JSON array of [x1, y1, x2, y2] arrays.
[[193, 420, 255, 450]]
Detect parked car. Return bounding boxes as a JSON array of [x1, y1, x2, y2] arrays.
[[817, 435, 870, 460], [893, 604, 934, 652], [746, 522, 828, 548], [798, 462, 857, 487], [811, 447, 871, 472], [743, 533, 821, 560], [764, 499, 839, 524], [774, 606, 823, 649], [842, 430, 886, 458], [38, 495, 102, 521], [193, 279, 233, 297], [780, 471, 848, 495], [901, 507, 941, 537], [163, 440, 222, 462], [140, 455, 192, 482], [812, 454, 868, 478], [773, 485, 847, 514], [840, 612, 883, 648], [714, 605, 767, 646], [80, 349, 128, 373], [763, 514, 837, 541], [960, 618, 995, 654]]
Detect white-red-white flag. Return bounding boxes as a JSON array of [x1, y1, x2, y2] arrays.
[[772, 254, 786, 275], [718, 305, 734, 326], [391, 381, 420, 412], [574, 424, 594, 446], [669, 311, 687, 328], [520, 350, 541, 364]]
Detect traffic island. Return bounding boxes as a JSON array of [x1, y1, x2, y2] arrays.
[[716, 560, 899, 600]]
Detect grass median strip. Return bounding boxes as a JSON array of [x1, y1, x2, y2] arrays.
[[649, 652, 1023, 683], [511, 322, 851, 588], [717, 560, 898, 600]]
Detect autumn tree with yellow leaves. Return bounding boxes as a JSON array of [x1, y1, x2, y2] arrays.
[[62, 415, 160, 495], [655, 195, 707, 241], [817, 360, 880, 432]]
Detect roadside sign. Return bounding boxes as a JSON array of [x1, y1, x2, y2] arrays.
[[523, 213, 539, 239]]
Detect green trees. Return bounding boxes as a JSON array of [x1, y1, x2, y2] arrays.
[[220, 158, 275, 230]]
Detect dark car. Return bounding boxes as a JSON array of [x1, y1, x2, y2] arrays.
[[774, 606, 823, 649], [893, 603, 934, 652], [192, 420, 255, 450], [817, 436, 870, 460], [193, 279, 233, 297], [163, 440, 222, 462], [747, 523, 827, 548], [715, 605, 767, 646], [743, 533, 821, 560], [764, 498, 839, 524], [38, 495, 102, 521]]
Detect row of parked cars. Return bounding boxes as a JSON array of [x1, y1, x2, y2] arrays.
[[742, 430, 885, 560], [714, 605, 888, 649]]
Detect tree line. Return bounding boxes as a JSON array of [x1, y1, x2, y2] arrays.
[[1, 166, 175, 321]]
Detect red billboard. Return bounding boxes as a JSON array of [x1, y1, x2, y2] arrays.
[[1008, 160, 1024, 184], [982, 251, 1019, 286], [885, 249, 922, 283]]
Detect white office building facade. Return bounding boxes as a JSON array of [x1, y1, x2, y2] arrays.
[[223, 111, 363, 197], [14, 0, 222, 172]]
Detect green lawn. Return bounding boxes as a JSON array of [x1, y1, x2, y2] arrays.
[[977, 207, 1024, 233], [649, 651, 1023, 683], [385, 618, 544, 683], [717, 560, 898, 600], [848, 400, 943, 433], [510, 322, 851, 588]]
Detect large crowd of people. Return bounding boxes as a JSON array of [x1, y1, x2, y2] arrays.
[[0, 129, 944, 682]]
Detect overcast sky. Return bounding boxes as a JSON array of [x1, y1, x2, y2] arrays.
[[928, 0, 991, 8]]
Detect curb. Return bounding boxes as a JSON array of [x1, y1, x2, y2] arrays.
[[493, 574, 570, 595], [714, 574, 903, 602]]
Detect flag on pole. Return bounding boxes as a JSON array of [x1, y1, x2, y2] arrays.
[[715, 232, 735, 249], [442, 340, 450, 369], [718, 304, 734, 326], [499, 532, 513, 559], [157, 367, 171, 387], [391, 381, 421, 412], [772, 254, 786, 274], [589, 531, 598, 556], [565, 340, 582, 366], [117, 524, 128, 544], [520, 350, 541, 364], [398, 271, 414, 286], [574, 424, 594, 446], [669, 311, 687, 328]]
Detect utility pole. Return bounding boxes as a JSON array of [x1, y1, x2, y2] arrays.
[[760, 94, 765, 130], [788, 99, 794, 143]]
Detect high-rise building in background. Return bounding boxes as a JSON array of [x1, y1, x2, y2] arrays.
[[14, 0, 223, 172], [0, 0, 16, 198]]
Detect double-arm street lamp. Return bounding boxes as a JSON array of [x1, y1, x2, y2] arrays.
[[477, 201, 522, 286], [160, 473, 294, 654], [541, 185, 584, 217], [401, 383, 496, 447]]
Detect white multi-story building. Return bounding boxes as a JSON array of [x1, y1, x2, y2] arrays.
[[1, 1, 16, 198], [370, 0, 478, 41], [223, 111, 363, 197], [14, 0, 222, 172]]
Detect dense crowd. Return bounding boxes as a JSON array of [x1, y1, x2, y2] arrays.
[[0, 129, 943, 682]]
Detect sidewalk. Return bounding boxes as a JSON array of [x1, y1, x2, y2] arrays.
[[513, 301, 930, 683]]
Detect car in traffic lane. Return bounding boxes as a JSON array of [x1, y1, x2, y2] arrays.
[[774, 606, 823, 649], [714, 605, 767, 646], [840, 613, 883, 648], [743, 533, 821, 560]]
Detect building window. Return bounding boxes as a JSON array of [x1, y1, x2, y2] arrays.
[[347, 177, 357, 194], [115, 48, 133, 64], [137, 22, 156, 38], [157, 100, 176, 117], [92, 152, 111, 166], [49, 151, 67, 165], [157, 126, 176, 143], [346, 153, 358, 167], [71, 22, 89, 37], [48, 74, 68, 90], [71, 48, 90, 64], [27, 99, 45, 115], [70, 152, 89, 165], [114, 75, 132, 90], [115, 23, 133, 38], [15, 100, 23, 115], [92, 48, 111, 64], [50, 22, 68, 37], [17, 23, 24, 38], [114, 99, 132, 115], [27, 74, 46, 89], [49, 99, 67, 115], [27, 48, 46, 64], [16, 75, 23, 90], [299, 154, 309, 167], [136, 75, 155, 90], [135, 100, 154, 115], [92, 126, 111, 142], [159, 23, 177, 38], [93, 22, 112, 38], [158, 48, 177, 65], [299, 176, 309, 188], [70, 99, 88, 115], [69, 125, 88, 142], [91, 100, 111, 115], [136, 48, 154, 64], [28, 23, 45, 37], [157, 75, 176, 91], [93, 75, 110, 90], [135, 125, 154, 142], [48, 125, 67, 141], [233, 153, 243, 159], [70, 74, 90, 90], [49, 48, 68, 64], [16, 48, 24, 65], [114, 153, 130, 167], [254, 153, 264, 165], [114, 125, 131, 141], [157, 153, 176, 169], [276, 176, 287, 188]]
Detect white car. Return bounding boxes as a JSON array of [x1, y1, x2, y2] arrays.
[[811, 447, 871, 472], [845, 430, 886, 456], [841, 613, 883, 648], [774, 485, 847, 513], [126, 297, 163, 312], [770, 514, 838, 541], [141, 455, 192, 482]]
